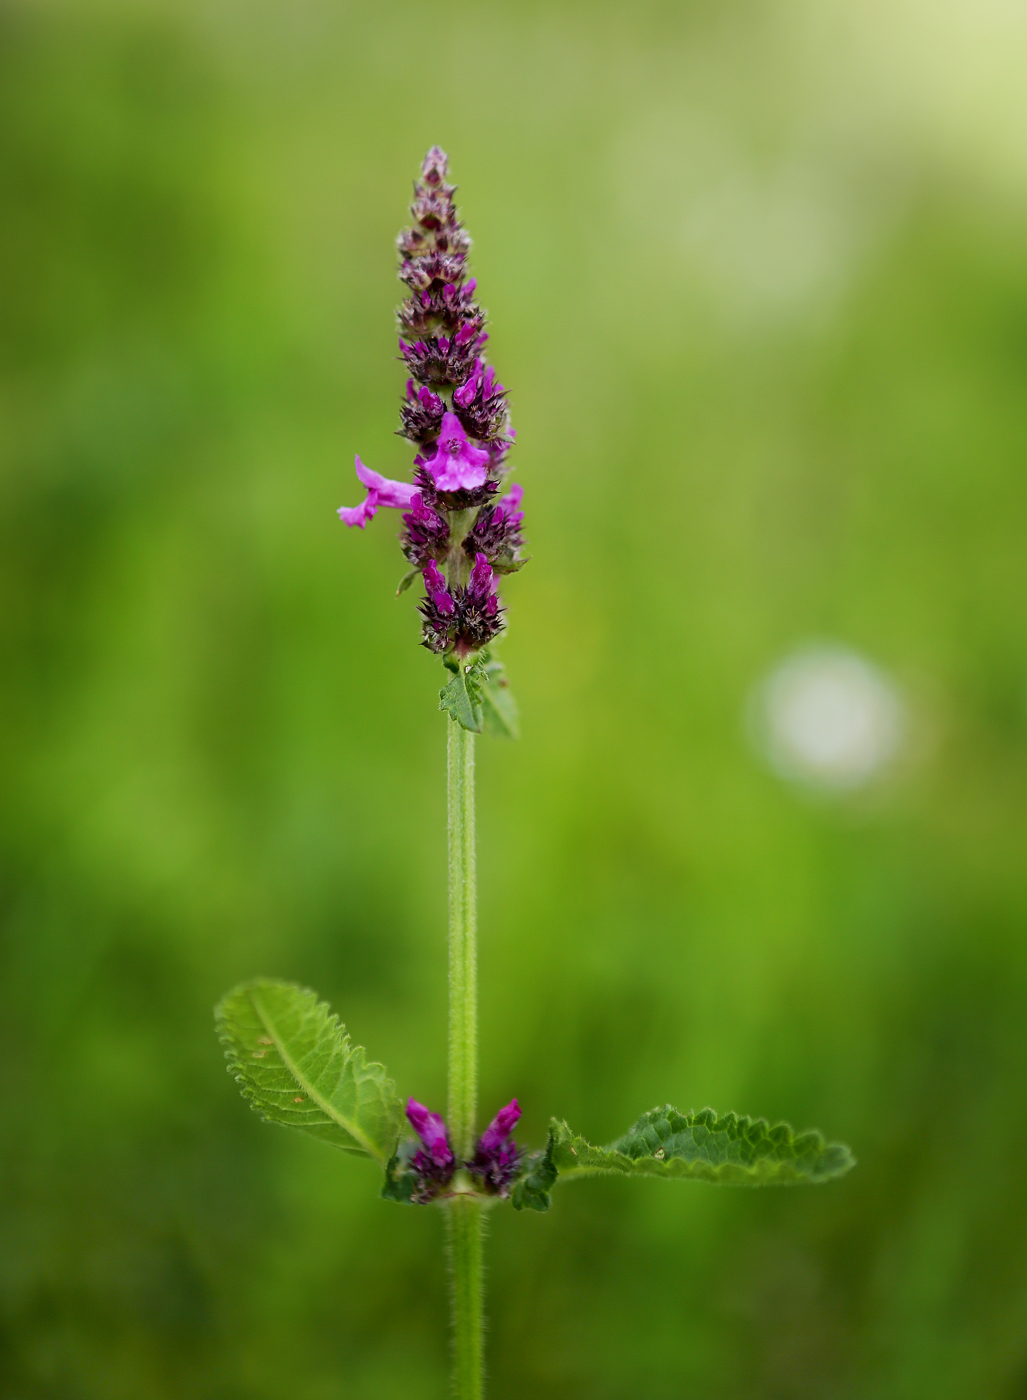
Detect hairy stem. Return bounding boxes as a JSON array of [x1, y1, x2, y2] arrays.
[[447, 1195, 484, 1400], [447, 717, 477, 1159], [447, 718, 482, 1397]]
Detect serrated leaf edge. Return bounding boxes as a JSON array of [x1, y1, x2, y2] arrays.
[[512, 1107, 854, 1209], [216, 980, 393, 1166], [554, 1108, 855, 1184]]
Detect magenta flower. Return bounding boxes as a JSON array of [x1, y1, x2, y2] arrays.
[[337, 456, 419, 530], [496, 482, 524, 522], [403, 1098, 457, 1203], [406, 1098, 455, 1171], [423, 560, 455, 616], [478, 1099, 521, 1157], [425, 412, 491, 493], [468, 1099, 522, 1196], [420, 551, 501, 657], [401, 492, 450, 568], [466, 552, 498, 612], [465, 483, 525, 573]]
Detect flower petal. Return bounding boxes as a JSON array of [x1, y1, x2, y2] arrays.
[[406, 1098, 454, 1169], [354, 455, 418, 510], [337, 489, 379, 529], [427, 413, 492, 492], [477, 1099, 521, 1156]]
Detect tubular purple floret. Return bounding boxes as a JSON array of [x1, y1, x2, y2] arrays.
[[423, 560, 456, 615], [403, 1098, 457, 1204], [467, 552, 495, 604], [401, 492, 450, 568], [406, 1098, 455, 1170], [468, 1099, 523, 1196]]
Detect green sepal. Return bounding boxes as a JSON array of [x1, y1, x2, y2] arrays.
[[478, 652, 519, 740], [439, 650, 519, 739], [510, 1136, 558, 1212], [491, 552, 531, 576], [440, 666, 484, 733], [512, 1106, 854, 1210], [381, 1147, 420, 1204], [215, 979, 404, 1166]]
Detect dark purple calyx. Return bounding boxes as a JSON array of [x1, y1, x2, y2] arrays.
[[464, 483, 525, 572], [398, 380, 445, 444], [399, 1097, 524, 1203], [401, 492, 450, 568], [453, 359, 512, 444], [405, 1098, 456, 1203], [467, 1099, 522, 1196], [420, 552, 503, 658]]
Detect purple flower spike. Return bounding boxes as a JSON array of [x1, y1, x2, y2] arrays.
[[468, 1098, 522, 1197], [340, 148, 526, 658], [426, 413, 491, 493], [406, 1098, 455, 1170]]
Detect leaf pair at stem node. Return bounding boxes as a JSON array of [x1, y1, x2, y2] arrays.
[[215, 980, 855, 1208]]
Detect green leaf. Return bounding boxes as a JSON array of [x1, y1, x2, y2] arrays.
[[492, 551, 530, 576], [509, 1137, 558, 1212], [215, 979, 404, 1165], [512, 1106, 854, 1210], [380, 1146, 421, 1204], [478, 653, 519, 740], [396, 567, 419, 596], [439, 651, 519, 739], [439, 667, 483, 732]]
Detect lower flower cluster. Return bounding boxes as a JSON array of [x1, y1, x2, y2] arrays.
[[389, 1098, 522, 1204], [419, 556, 502, 658]]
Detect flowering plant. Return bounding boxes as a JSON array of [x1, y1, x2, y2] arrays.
[[215, 148, 854, 1399]]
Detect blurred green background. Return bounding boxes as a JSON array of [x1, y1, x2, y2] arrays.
[[2, 1, 1027, 1396]]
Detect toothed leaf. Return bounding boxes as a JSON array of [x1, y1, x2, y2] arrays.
[[215, 979, 404, 1165], [478, 653, 519, 740], [380, 1145, 421, 1204], [512, 1106, 854, 1210], [439, 667, 483, 732], [509, 1136, 558, 1212]]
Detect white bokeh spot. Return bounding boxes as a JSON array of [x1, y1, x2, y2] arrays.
[[750, 646, 905, 790]]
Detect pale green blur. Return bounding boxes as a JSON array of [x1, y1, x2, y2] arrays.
[[2, 2, 1027, 1396]]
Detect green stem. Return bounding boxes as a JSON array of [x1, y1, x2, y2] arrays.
[[446, 717, 483, 1398], [447, 1195, 484, 1400], [447, 717, 477, 1159]]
